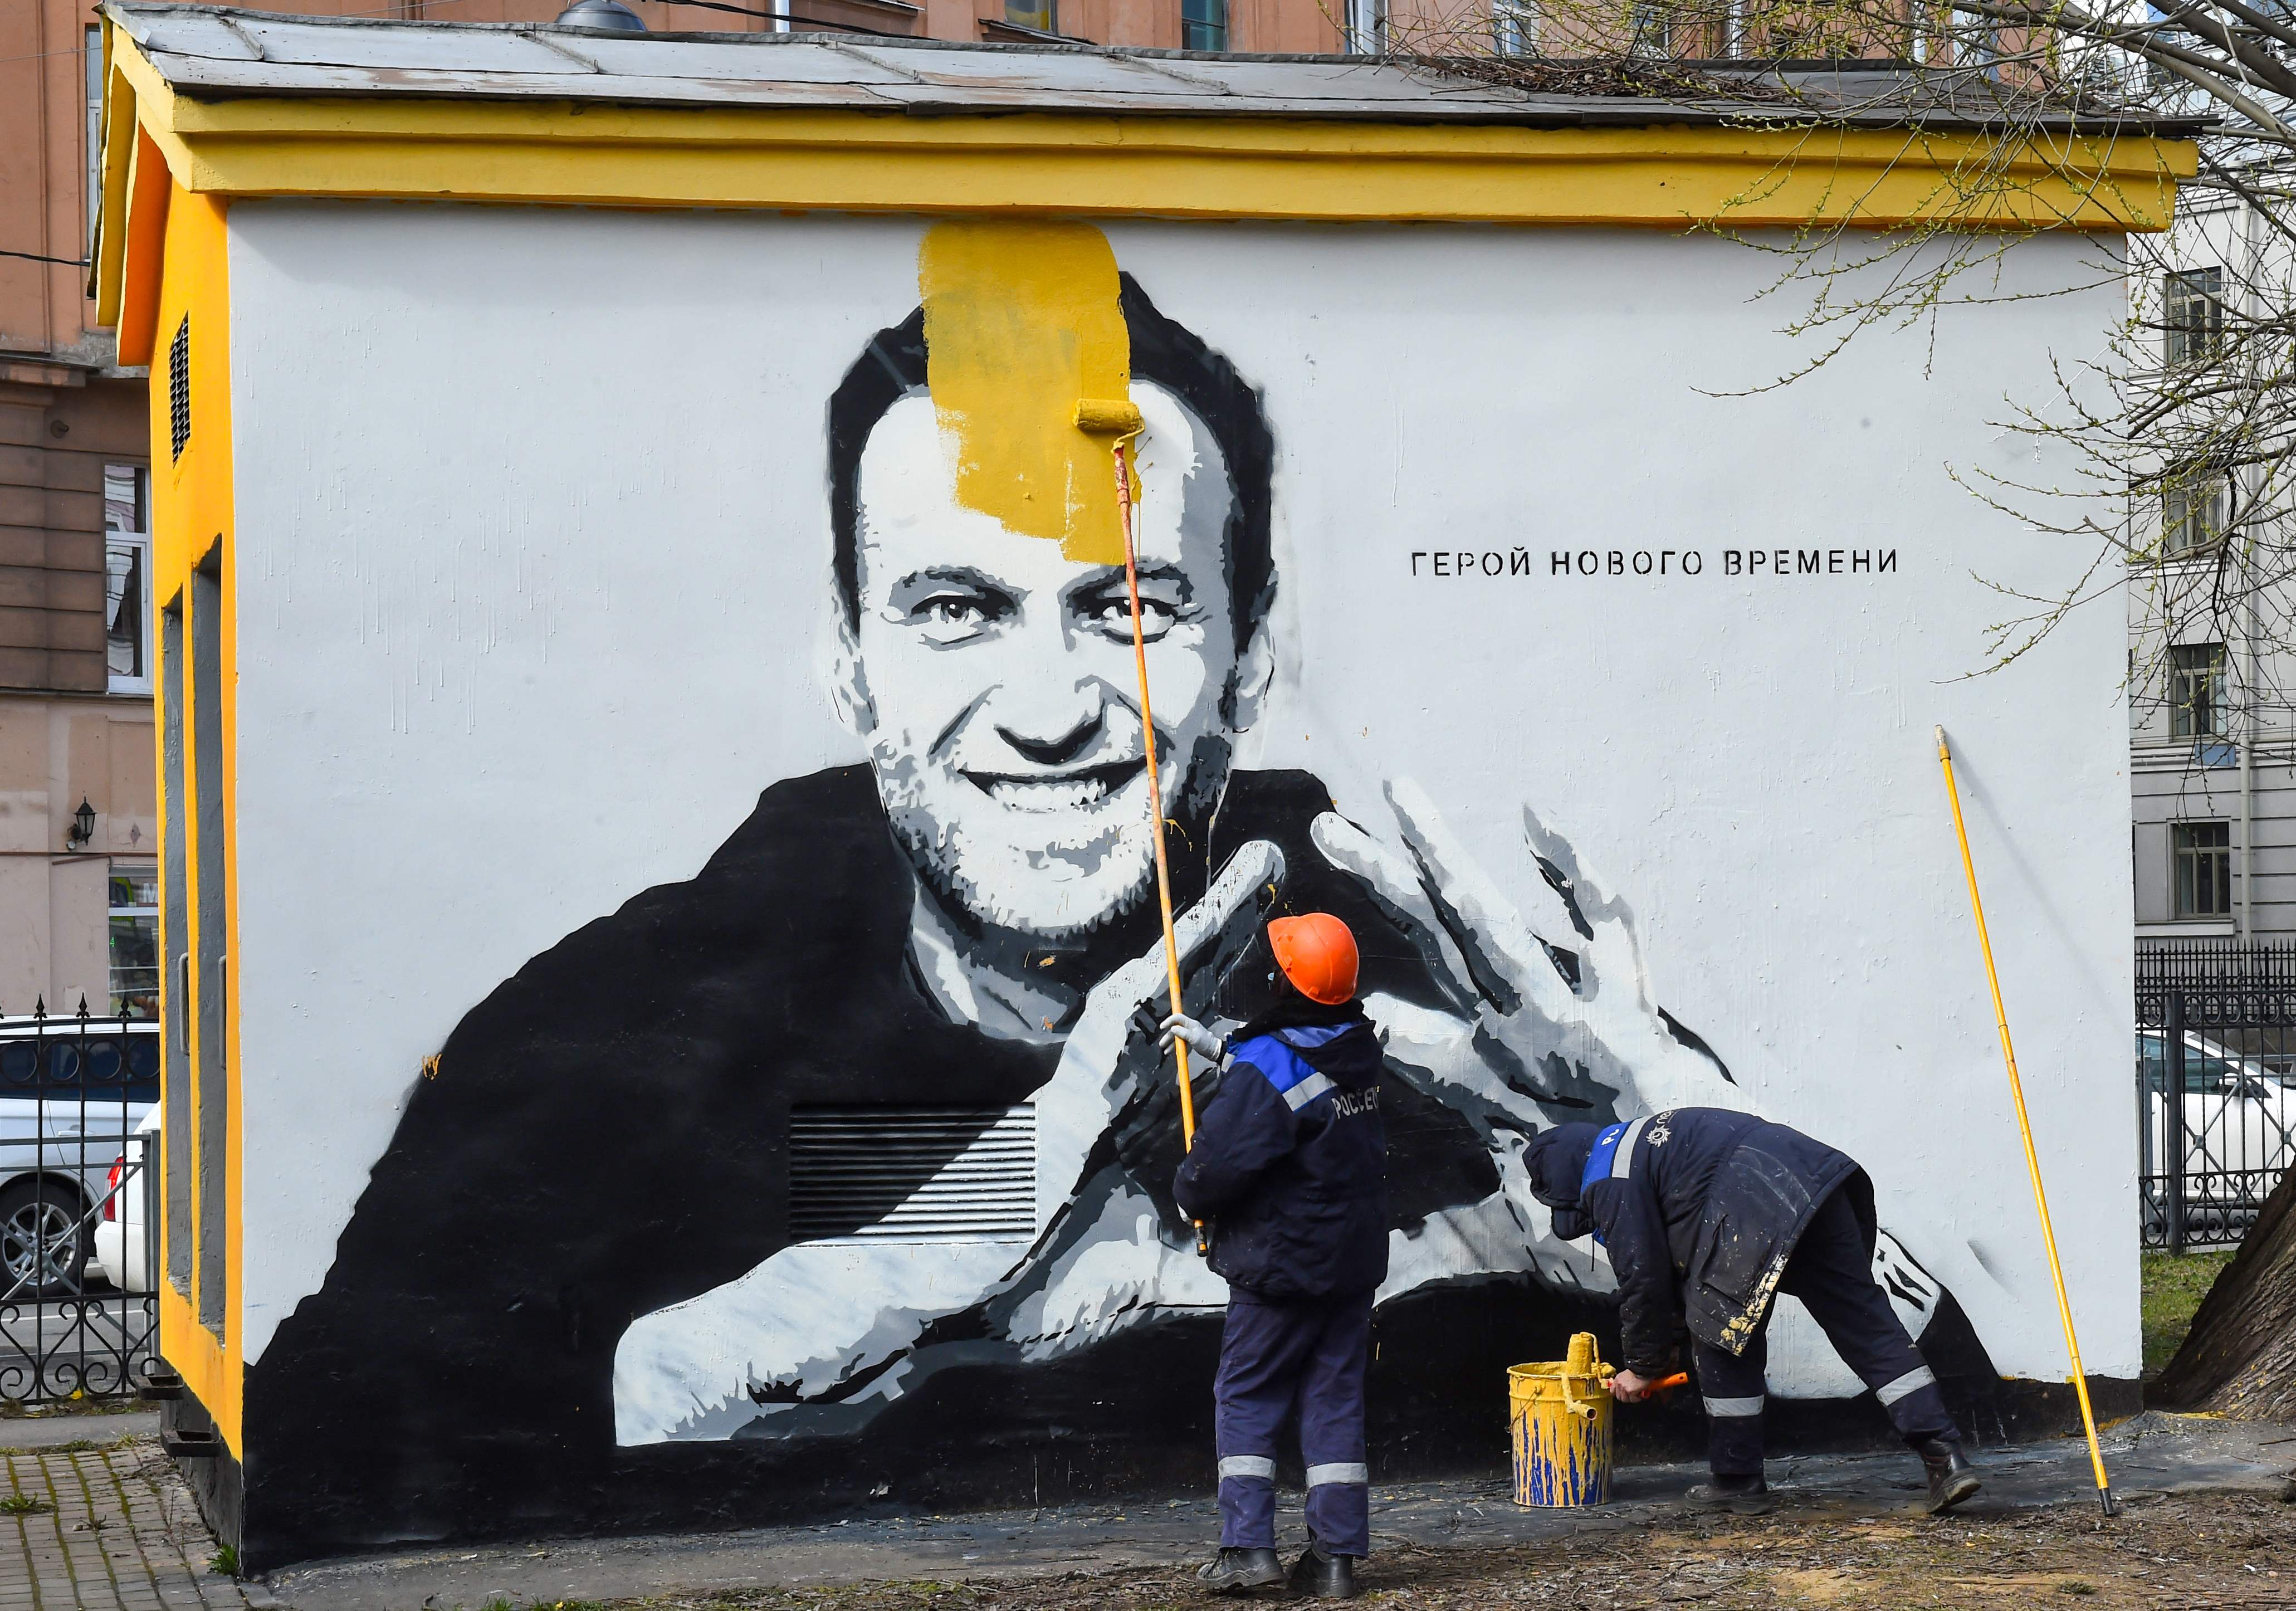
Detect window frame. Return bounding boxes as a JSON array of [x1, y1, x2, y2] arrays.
[[2172, 821, 2234, 919], [1629, 0, 1673, 53], [1181, 0, 1227, 50], [2165, 266, 2225, 366], [2163, 475, 2229, 559], [106, 860, 159, 1021], [2168, 641, 2225, 739], [1345, 0, 1386, 53], [85, 26, 103, 256], [1493, 0, 1539, 53], [104, 463, 153, 696]]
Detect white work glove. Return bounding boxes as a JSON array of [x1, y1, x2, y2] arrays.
[[1160, 1013, 1233, 1073]]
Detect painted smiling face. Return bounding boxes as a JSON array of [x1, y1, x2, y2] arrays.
[[841, 384, 1247, 946]]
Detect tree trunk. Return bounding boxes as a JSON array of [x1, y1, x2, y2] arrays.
[[2152, 1163, 2296, 1418]]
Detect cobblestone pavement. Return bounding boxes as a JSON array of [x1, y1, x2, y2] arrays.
[[0, 1434, 252, 1611]]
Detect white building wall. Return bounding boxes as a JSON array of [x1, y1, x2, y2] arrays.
[[222, 202, 2139, 1393]]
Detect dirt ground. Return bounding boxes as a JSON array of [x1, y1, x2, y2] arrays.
[[596, 1489, 2296, 1611]]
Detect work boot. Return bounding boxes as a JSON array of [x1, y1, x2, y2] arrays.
[[1684, 1474, 1776, 1516], [1915, 1437, 1982, 1514], [1196, 1547, 1284, 1593], [1287, 1541, 1361, 1600]]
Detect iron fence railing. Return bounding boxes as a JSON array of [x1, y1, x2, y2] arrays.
[[0, 1003, 160, 1403], [2136, 940, 2296, 1250]]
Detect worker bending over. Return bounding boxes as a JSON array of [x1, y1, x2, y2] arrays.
[[1165, 913, 1388, 1600], [1525, 1110, 1982, 1516]]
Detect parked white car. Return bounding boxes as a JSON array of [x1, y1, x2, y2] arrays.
[[0, 1017, 160, 1296], [2138, 1028, 2296, 1236], [91, 1106, 158, 1295]]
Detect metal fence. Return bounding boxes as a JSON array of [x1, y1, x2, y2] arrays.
[[0, 1005, 159, 1403], [2136, 941, 2296, 1250]]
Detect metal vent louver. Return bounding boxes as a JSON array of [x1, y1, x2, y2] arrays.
[[167, 318, 190, 461], [790, 1105, 1035, 1243]]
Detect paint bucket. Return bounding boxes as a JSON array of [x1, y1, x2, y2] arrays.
[[1508, 1331, 1614, 1507]]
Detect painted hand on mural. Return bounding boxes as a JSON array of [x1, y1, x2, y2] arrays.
[[1036, 838, 1282, 1210], [1311, 778, 1747, 1142], [610, 839, 1281, 1445]]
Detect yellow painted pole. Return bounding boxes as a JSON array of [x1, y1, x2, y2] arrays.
[[1934, 725, 2116, 1516], [1080, 397, 1208, 1253]]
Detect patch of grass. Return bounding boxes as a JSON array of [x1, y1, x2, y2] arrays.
[[0, 1493, 49, 1516], [52, 1438, 97, 1453], [208, 1544, 238, 1577], [2142, 1249, 2236, 1373]]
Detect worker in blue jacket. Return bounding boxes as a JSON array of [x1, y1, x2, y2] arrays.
[[1164, 912, 1387, 1601], [1525, 1110, 1981, 1516]]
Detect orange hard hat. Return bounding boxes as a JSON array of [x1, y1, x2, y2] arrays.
[[1268, 913, 1359, 1006]]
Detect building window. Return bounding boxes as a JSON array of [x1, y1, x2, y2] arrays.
[[1630, 0, 1673, 53], [105, 464, 150, 694], [1004, 0, 1056, 31], [1182, 0, 1227, 48], [2163, 476, 2227, 558], [108, 863, 159, 1019], [85, 26, 103, 253], [2168, 642, 2224, 738], [1494, 0, 1538, 52], [2173, 822, 2233, 917], [1345, 0, 1385, 51], [2165, 267, 2224, 365]]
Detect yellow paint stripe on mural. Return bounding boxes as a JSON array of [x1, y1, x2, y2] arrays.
[[920, 222, 1129, 566]]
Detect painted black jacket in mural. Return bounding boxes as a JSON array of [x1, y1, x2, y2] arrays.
[[1576, 1109, 1865, 1371], [246, 765, 1508, 1559], [1175, 1018, 1390, 1300]]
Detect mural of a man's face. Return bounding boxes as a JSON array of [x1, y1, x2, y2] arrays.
[[837, 383, 1267, 947]]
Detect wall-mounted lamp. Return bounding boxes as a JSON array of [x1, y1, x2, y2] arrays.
[[65, 798, 95, 851]]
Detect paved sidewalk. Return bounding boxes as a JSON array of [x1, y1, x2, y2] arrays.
[[0, 1429, 251, 1611]]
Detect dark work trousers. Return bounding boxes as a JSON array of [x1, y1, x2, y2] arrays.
[[1690, 1188, 1960, 1478], [1214, 1286, 1375, 1557]]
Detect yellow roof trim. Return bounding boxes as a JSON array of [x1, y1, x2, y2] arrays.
[[93, 30, 2194, 316]]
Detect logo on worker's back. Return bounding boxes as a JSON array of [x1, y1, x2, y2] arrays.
[[271, 219, 1997, 1473]]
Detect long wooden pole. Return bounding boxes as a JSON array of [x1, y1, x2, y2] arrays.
[[1934, 725, 2115, 1516]]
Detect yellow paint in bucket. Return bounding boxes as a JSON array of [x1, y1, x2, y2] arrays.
[[1508, 1332, 1614, 1507]]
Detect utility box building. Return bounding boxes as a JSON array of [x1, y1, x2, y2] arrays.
[[91, 3, 2194, 1566]]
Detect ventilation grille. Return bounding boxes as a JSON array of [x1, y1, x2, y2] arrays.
[[790, 1105, 1034, 1243], [167, 317, 190, 461]]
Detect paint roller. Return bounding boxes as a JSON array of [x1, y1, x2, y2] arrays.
[[1076, 398, 1211, 1256]]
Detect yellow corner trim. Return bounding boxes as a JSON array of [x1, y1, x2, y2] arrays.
[[91, 26, 136, 320], [116, 128, 173, 369], [101, 32, 2192, 248]]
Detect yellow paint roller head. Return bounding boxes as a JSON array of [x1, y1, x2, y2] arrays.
[[1074, 399, 1145, 437]]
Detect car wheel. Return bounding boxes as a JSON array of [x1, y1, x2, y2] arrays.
[[0, 1182, 89, 1299]]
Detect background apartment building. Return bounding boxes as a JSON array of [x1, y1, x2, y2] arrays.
[[2129, 172, 2296, 943], [1, 0, 161, 1018]]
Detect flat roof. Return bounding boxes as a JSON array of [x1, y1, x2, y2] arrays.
[[105, 3, 2209, 133]]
